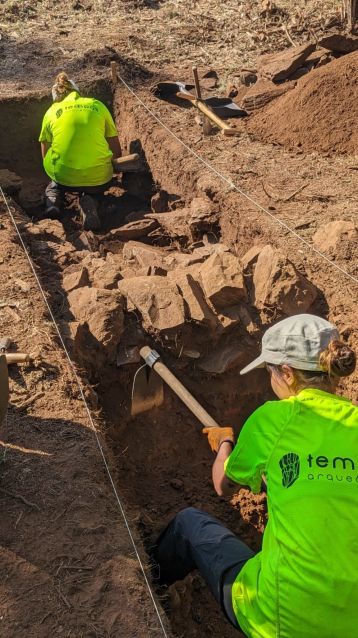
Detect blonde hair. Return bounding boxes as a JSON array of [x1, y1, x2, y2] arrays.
[[52, 72, 79, 102], [271, 340, 356, 393]]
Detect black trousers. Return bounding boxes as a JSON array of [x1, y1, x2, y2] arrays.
[[45, 179, 113, 206], [153, 507, 255, 629]]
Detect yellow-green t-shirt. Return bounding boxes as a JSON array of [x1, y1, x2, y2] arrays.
[[39, 92, 118, 187], [225, 389, 358, 638]]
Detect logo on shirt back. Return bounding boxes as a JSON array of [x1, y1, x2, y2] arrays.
[[56, 108, 63, 119], [279, 453, 300, 488]]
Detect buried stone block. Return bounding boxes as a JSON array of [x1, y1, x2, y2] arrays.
[[241, 79, 296, 112], [167, 269, 218, 329], [198, 336, 254, 374], [63, 266, 89, 293], [199, 251, 247, 309], [252, 245, 318, 315], [258, 43, 315, 82], [118, 276, 186, 333], [68, 286, 124, 362], [0, 169, 23, 195], [145, 208, 192, 241], [107, 218, 159, 241], [188, 196, 220, 240], [312, 220, 358, 252]]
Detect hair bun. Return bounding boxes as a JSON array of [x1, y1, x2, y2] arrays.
[[55, 72, 72, 91], [320, 339, 356, 377]]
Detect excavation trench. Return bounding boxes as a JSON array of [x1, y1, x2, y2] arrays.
[[1, 83, 332, 637]]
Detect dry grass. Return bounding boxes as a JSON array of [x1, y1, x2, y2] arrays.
[[0, 0, 343, 75]]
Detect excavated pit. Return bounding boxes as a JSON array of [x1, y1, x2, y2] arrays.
[[2, 81, 352, 638]]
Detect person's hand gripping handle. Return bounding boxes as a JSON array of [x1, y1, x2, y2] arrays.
[[203, 426, 235, 454]]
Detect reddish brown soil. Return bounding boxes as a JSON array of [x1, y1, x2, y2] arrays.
[[0, 17, 357, 638], [247, 50, 358, 154], [0, 206, 171, 637]]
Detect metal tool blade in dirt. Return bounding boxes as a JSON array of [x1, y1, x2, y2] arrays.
[[0, 355, 9, 427], [152, 81, 248, 118], [131, 347, 220, 429], [131, 350, 164, 416]]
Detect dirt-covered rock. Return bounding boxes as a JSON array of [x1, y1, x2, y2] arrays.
[[146, 209, 192, 241], [252, 245, 318, 315], [168, 268, 218, 329], [107, 218, 159, 241], [198, 336, 253, 374], [241, 245, 265, 272], [63, 266, 89, 292], [241, 79, 296, 112], [318, 33, 358, 53], [199, 251, 247, 309], [83, 255, 123, 289], [188, 196, 220, 240], [258, 43, 315, 82], [27, 219, 66, 241], [68, 286, 124, 362], [312, 220, 358, 252], [0, 169, 23, 195], [118, 275, 186, 334]]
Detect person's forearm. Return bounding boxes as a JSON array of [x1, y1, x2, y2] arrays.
[[212, 442, 236, 496], [41, 142, 50, 159], [107, 136, 121, 158]]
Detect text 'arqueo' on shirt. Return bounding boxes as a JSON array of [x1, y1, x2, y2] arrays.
[[225, 388, 358, 638], [39, 92, 118, 187]]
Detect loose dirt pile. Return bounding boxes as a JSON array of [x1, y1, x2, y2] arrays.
[[247, 50, 358, 154]]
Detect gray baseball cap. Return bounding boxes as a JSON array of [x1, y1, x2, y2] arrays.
[[240, 314, 339, 375]]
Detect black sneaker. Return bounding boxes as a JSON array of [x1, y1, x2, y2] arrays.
[[79, 194, 101, 231]]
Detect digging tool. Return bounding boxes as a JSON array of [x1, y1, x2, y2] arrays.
[[131, 346, 220, 429], [152, 81, 247, 136], [192, 66, 212, 136], [5, 353, 31, 364], [0, 336, 31, 365], [112, 153, 143, 173], [0, 355, 9, 427]]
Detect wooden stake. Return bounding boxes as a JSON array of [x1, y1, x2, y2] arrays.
[[344, 0, 358, 30], [192, 66, 212, 136], [110, 61, 118, 85]]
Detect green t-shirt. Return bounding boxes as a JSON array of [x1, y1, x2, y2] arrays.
[[39, 92, 118, 187], [225, 388, 358, 638]]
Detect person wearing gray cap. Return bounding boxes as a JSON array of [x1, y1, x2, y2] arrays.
[[152, 313, 358, 637]]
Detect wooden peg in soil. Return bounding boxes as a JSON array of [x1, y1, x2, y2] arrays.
[[5, 353, 31, 365], [0, 336, 11, 353], [192, 66, 212, 136], [110, 61, 118, 86]]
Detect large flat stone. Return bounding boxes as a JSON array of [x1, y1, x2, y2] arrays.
[[312, 220, 358, 252], [168, 269, 218, 329], [241, 79, 296, 111], [199, 252, 247, 309], [253, 245, 318, 315], [198, 337, 252, 374], [0, 169, 22, 195], [258, 43, 315, 82], [68, 287, 124, 362], [118, 275, 186, 333], [318, 34, 358, 53]]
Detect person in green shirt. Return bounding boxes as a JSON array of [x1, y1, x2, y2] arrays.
[[39, 72, 121, 230], [153, 313, 358, 637]]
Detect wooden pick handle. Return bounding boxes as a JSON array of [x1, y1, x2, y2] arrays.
[[140, 346, 219, 429], [5, 353, 31, 364]]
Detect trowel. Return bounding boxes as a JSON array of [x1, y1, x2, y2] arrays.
[[131, 346, 219, 430]]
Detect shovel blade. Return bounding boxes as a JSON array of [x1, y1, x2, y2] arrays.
[[131, 365, 164, 416], [0, 355, 9, 427]]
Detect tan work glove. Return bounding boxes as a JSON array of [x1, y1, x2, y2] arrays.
[[202, 426, 235, 454]]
